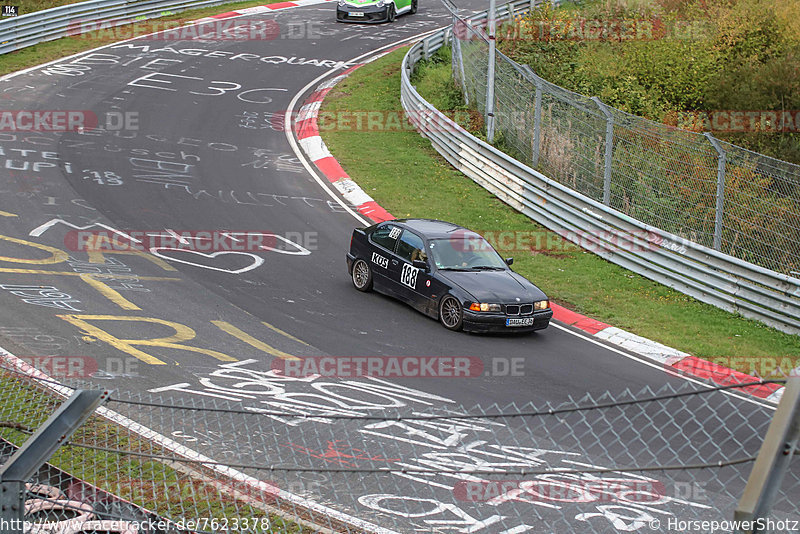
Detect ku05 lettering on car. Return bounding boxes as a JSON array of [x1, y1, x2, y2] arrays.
[[371, 252, 389, 269], [401, 263, 419, 289]]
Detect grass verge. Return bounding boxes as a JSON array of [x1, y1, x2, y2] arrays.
[[0, 371, 307, 532], [1, 0, 287, 77], [319, 46, 800, 378]]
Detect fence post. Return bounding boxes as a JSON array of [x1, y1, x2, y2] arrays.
[[735, 377, 800, 533], [705, 132, 726, 251], [522, 66, 542, 167], [0, 389, 107, 534], [592, 97, 613, 205], [486, 0, 497, 143], [452, 17, 469, 105]]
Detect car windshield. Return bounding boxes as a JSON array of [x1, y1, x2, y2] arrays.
[[428, 237, 507, 270]]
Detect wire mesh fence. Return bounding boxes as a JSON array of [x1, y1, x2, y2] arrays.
[[451, 11, 800, 276], [1, 356, 799, 533]]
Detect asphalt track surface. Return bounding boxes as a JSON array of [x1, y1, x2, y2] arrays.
[[0, 2, 789, 532]]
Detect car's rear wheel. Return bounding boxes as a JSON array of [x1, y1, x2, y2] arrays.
[[387, 3, 396, 21], [410, 0, 417, 13], [352, 259, 373, 291], [439, 295, 463, 331]]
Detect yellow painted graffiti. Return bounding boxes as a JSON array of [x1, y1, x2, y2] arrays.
[[57, 315, 237, 365], [212, 320, 299, 361], [0, 235, 68, 264], [79, 274, 142, 310]]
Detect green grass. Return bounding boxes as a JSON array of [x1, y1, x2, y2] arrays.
[[320, 47, 800, 377], [1, 0, 287, 77], [0, 373, 307, 532], [16, 0, 84, 14]]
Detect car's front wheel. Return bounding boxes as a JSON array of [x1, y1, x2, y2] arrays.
[[351, 259, 373, 292], [439, 295, 463, 331], [387, 3, 396, 21]]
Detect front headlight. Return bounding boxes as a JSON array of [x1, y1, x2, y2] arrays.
[[338, 0, 346, 5], [534, 300, 549, 310], [469, 302, 502, 312], [376, 0, 385, 6]]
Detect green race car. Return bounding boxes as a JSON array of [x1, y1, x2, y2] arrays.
[[336, 0, 417, 22]]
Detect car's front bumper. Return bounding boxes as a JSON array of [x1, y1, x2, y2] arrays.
[[463, 308, 553, 333], [336, 4, 391, 22]]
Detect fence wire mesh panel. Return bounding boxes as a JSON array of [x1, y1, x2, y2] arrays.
[[1, 359, 799, 533], [450, 10, 800, 276]]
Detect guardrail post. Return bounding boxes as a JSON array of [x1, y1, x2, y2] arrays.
[[705, 132, 726, 251], [735, 376, 800, 533], [592, 96, 613, 205], [0, 389, 107, 534], [486, 0, 497, 143]]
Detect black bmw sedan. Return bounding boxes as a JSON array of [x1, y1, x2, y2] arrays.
[[346, 219, 552, 332]]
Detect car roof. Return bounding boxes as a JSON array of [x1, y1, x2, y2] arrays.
[[388, 219, 482, 239]]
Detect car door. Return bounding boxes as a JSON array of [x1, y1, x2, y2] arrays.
[[367, 223, 402, 295], [393, 229, 432, 310]]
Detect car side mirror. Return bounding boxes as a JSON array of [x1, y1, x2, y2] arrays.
[[505, 257, 514, 266], [412, 259, 428, 271]]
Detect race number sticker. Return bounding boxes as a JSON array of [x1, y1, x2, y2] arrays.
[[371, 252, 389, 269], [401, 263, 419, 289], [388, 227, 401, 240]]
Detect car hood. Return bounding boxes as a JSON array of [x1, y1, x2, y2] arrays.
[[437, 269, 547, 303], [341, 0, 381, 4]]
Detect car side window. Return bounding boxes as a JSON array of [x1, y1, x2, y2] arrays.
[[370, 224, 401, 251], [396, 230, 427, 263]]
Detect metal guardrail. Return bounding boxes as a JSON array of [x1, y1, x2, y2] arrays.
[[0, 0, 242, 55], [400, 0, 800, 335]]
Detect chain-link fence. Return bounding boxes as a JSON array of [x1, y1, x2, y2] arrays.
[[1, 356, 798, 533], [451, 12, 800, 276]]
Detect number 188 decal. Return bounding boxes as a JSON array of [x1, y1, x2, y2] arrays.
[[401, 263, 419, 289]]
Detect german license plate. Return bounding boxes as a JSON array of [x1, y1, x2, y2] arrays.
[[349, 11, 364, 16], [506, 317, 534, 327]]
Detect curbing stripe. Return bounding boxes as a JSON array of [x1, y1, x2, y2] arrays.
[[314, 157, 348, 181], [298, 135, 332, 161], [357, 201, 394, 222], [670, 356, 783, 399], [293, 60, 395, 222], [592, 326, 690, 366]]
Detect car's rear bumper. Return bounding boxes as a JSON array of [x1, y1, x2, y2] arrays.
[[463, 309, 552, 333], [336, 5, 390, 22]]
